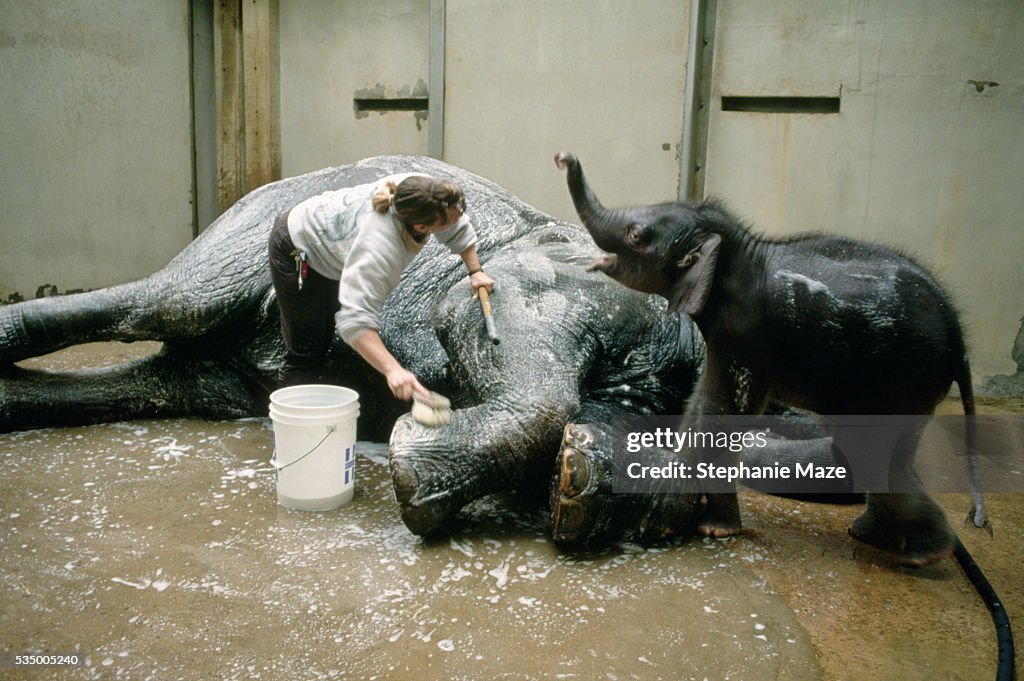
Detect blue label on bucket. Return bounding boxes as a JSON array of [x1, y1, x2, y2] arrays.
[[344, 446, 354, 485]]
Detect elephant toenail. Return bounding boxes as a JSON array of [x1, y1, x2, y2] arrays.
[[553, 498, 584, 536], [563, 423, 593, 448], [559, 446, 590, 496], [390, 460, 419, 503]]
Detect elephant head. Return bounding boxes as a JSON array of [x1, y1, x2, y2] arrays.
[[554, 152, 723, 318]]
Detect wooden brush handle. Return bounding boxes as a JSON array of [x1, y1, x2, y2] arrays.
[[478, 287, 492, 316]]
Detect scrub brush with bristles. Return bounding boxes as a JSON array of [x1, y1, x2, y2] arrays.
[[411, 391, 452, 428]]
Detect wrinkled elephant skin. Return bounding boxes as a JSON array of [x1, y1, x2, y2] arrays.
[[1, 156, 711, 541]]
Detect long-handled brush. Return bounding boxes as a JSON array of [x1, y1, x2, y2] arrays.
[[479, 288, 500, 345]]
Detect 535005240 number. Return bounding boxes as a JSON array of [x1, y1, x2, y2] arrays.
[[1, 652, 82, 668]]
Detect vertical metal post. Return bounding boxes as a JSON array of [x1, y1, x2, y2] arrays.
[[188, 0, 199, 237], [428, 0, 446, 159], [680, 0, 716, 201]]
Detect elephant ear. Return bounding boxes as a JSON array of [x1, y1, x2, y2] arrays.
[[667, 234, 721, 316]]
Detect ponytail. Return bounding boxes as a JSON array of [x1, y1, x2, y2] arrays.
[[372, 181, 398, 213]]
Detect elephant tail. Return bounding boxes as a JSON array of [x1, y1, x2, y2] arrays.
[[955, 356, 988, 532]]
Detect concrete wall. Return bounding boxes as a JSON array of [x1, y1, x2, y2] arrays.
[[276, 0, 1022, 379], [443, 0, 689, 220], [705, 0, 1024, 379], [2, 0, 1021, 383], [276, 0, 690, 220], [0, 1, 195, 301], [278, 0, 430, 175]]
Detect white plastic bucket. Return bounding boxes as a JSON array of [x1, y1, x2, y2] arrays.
[[269, 384, 360, 511]]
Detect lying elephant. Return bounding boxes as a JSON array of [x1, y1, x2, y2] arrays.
[[0, 156, 707, 539]]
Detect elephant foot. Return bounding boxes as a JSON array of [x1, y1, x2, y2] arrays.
[[550, 429, 605, 543], [848, 520, 954, 567], [389, 417, 479, 536], [550, 423, 699, 546], [896, 542, 955, 568], [696, 521, 743, 539], [696, 493, 743, 539], [390, 456, 459, 536], [848, 494, 955, 567], [848, 507, 903, 552]]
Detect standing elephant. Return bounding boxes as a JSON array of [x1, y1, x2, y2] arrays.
[[554, 151, 987, 566]]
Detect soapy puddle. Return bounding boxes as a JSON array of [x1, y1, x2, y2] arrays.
[[1, 419, 819, 680], [2, 343, 1020, 680]]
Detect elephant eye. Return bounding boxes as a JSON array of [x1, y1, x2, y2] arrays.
[[626, 224, 646, 249]]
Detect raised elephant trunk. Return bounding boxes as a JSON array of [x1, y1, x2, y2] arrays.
[[554, 152, 623, 253]]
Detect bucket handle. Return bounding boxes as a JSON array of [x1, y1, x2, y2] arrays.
[[271, 425, 337, 472]]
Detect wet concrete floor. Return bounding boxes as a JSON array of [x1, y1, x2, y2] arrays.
[[1, 343, 1022, 680]]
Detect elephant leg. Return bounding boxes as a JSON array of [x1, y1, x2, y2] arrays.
[[850, 491, 956, 566], [388, 390, 577, 536], [691, 362, 769, 539], [0, 272, 270, 366], [0, 284, 151, 365], [551, 421, 701, 547], [699, 493, 745, 539], [846, 422, 955, 566], [0, 349, 265, 432], [742, 431, 861, 501]]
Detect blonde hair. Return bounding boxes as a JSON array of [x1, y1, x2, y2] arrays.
[[371, 181, 398, 213], [372, 176, 465, 236]]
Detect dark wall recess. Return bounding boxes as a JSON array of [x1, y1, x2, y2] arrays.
[[721, 96, 840, 114], [354, 97, 429, 113]]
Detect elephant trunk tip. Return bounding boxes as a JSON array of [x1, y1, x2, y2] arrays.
[[554, 152, 577, 170]]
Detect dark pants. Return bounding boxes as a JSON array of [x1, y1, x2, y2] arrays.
[[268, 211, 340, 386]]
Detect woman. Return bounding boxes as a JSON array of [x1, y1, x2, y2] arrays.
[[268, 173, 495, 401]]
